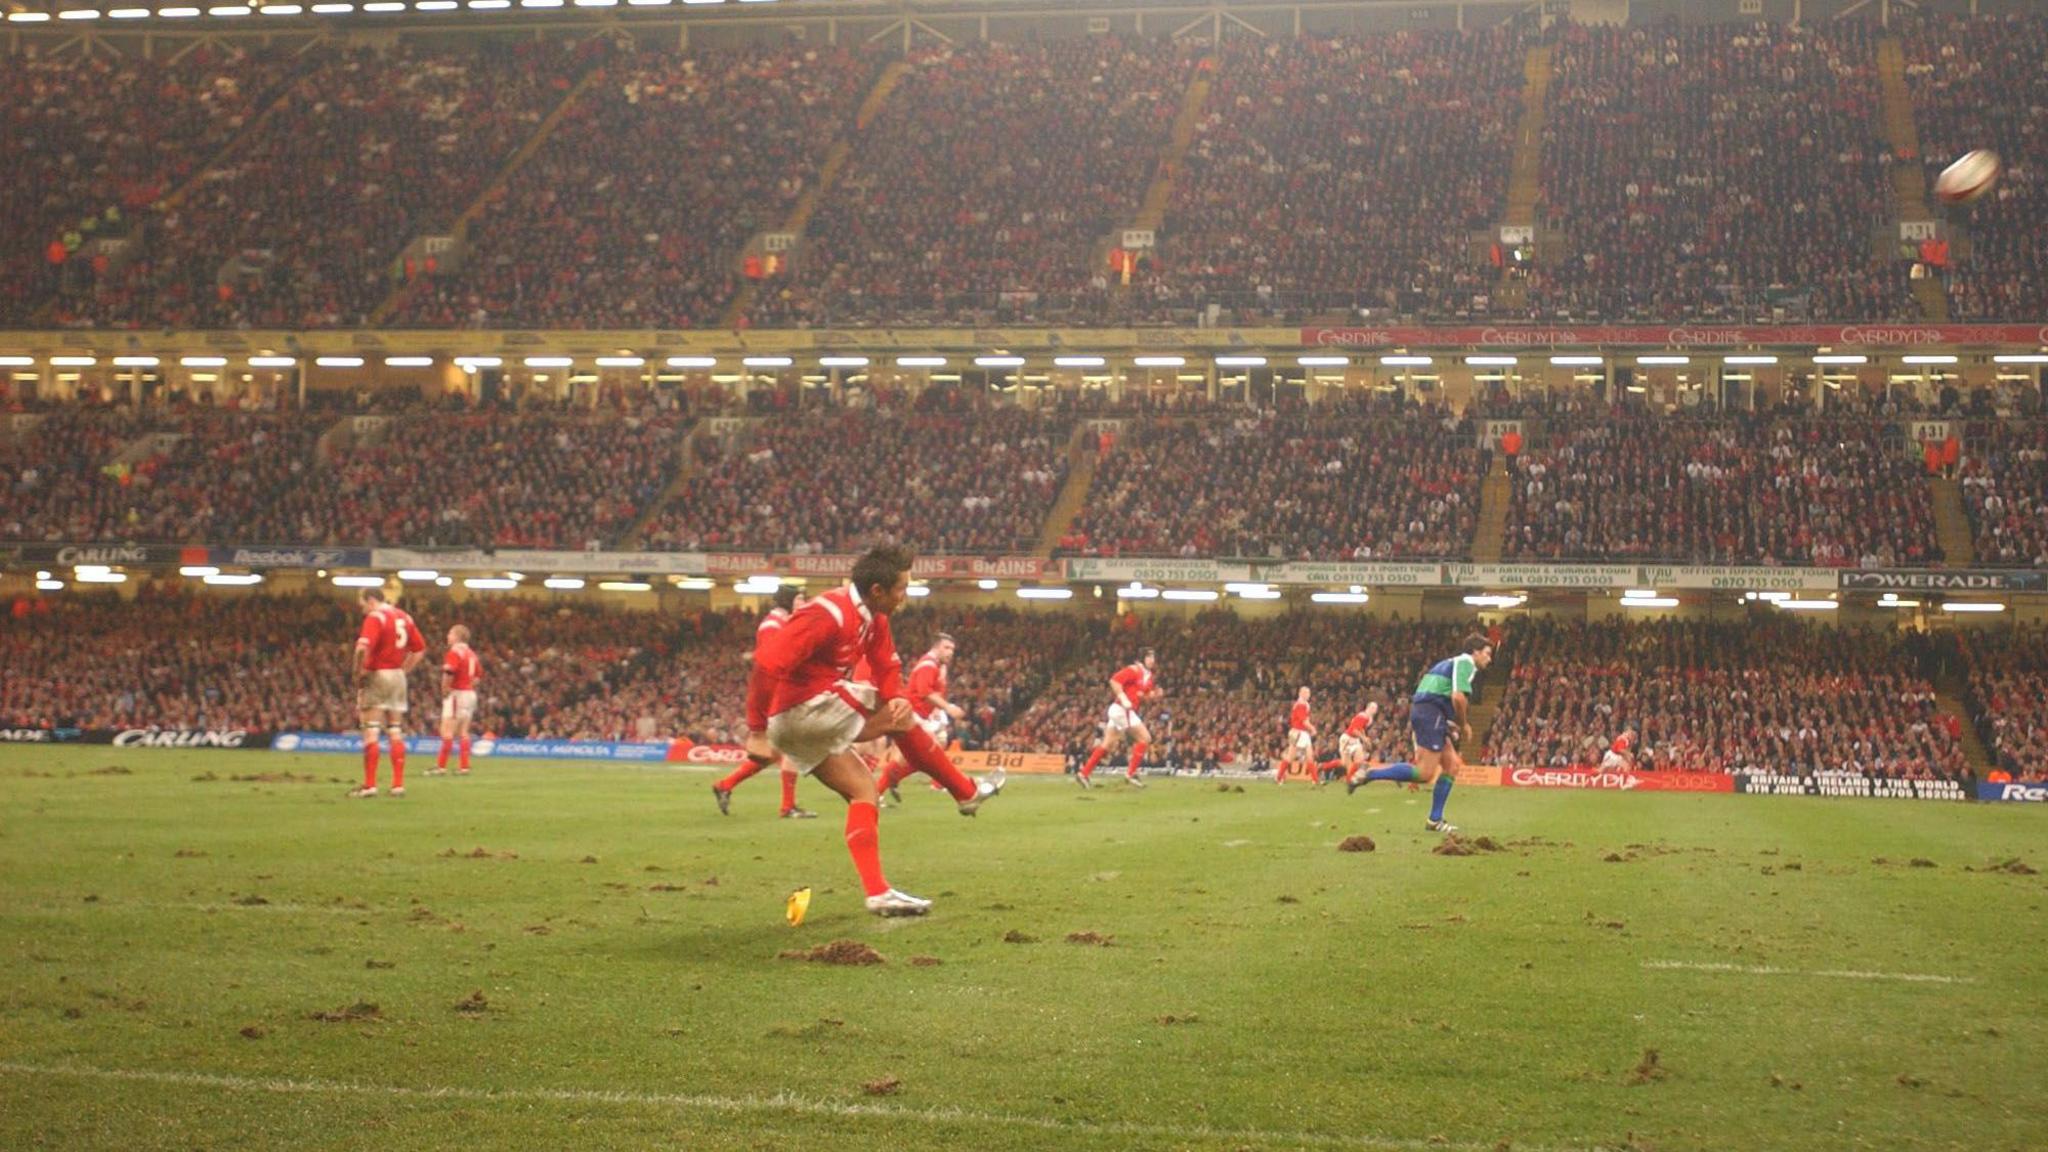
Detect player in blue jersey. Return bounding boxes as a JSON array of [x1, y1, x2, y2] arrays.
[[1346, 633, 1493, 834]]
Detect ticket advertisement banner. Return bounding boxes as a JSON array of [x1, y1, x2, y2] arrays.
[[953, 750, 1069, 775], [1301, 323, 2048, 349], [1734, 772, 1968, 800]]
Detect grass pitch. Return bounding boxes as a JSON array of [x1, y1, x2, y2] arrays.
[[2, 747, 2044, 1152]]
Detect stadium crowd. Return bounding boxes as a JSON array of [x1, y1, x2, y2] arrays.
[[0, 409, 150, 543], [642, 406, 1069, 555], [1530, 21, 1912, 323], [1144, 29, 1524, 323], [397, 45, 876, 330], [2, 46, 294, 327], [748, 37, 1188, 328], [1503, 415, 1942, 565], [1483, 617, 1966, 779], [1957, 423, 2048, 567], [1062, 401, 1483, 559], [52, 41, 605, 331], [1952, 623, 2048, 779], [1904, 14, 2048, 322]]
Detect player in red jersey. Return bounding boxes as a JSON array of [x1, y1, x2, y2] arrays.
[[1277, 686, 1316, 786], [1332, 702, 1382, 792], [877, 634, 965, 801], [430, 624, 482, 776], [1077, 648, 1157, 788], [713, 586, 815, 819], [350, 588, 425, 798], [747, 546, 1003, 917], [1599, 728, 1637, 773]]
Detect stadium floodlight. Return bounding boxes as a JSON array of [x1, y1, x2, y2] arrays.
[[682, 0, 726, 6], [1016, 587, 1074, 600], [257, 3, 302, 12], [1876, 594, 1921, 609], [1462, 594, 1524, 609], [906, 584, 932, 598], [519, 0, 564, 8], [1132, 356, 1185, 368], [1116, 583, 1160, 600], [308, 2, 352, 9], [1942, 602, 2006, 614], [674, 577, 715, 591], [594, 356, 646, 368], [1902, 355, 1958, 365], [573, 0, 617, 6], [396, 569, 439, 582], [453, 355, 501, 368], [315, 356, 365, 368], [1236, 587, 1283, 600], [416, 1, 457, 9], [1549, 355, 1603, 367], [1742, 591, 1792, 602], [732, 578, 782, 595], [540, 577, 586, 590], [36, 579, 65, 590], [665, 356, 716, 368], [818, 356, 870, 368], [1776, 599, 1839, 611], [741, 356, 793, 369], [1620, 595, 1680, 608], [974, 356, 1025, 368], [597, 581, 652, 592], [976, 578, 999, 591], [59, 10, 103, 20], [112, 356, 159, 367], [330, 575, 385, 588], [1464, 355, 1518, 366], [110, 5, 153, 13], [1298, 355, 1350, 367], [1222, 582, 1271, 595], [383, 356, 434, 368], [1993, 354, 2048, 364], [248, 356, 296, 368], [467, 0, 509, 7], [1054, 356, 1105, 368], [1311, 591, 1372, 605], [158, 5, 202, 13], [435, 576, 453, 587], [523, 356, 573, 369], [463, 578, 518, 590], [1215, 356, 1267, 368], [76, 571, 127, 583], [1161, 589, 1220, 602], [1637, 355, 1690, 366], [207, 4, 252, 14], [203, 573, 264, 586], [1723, 355, 1778, 365], [1380, 355, 1432, 367], [0, 357, 33, 367], [895, 356, 947, 368], [179, 565, 221, 578], [6, 10, 53, 19], [1812, 354, 1868, 365], [178, 356, 228, 367], [627, 0, 673, 6], [50, 356, 97, 367]]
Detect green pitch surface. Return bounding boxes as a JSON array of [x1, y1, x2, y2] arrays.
[[3, 748, 2045, 1152]]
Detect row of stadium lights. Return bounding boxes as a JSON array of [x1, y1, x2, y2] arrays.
[[25, 569, 2011, 614], [13, 353, 2048, 373], [7, 0, 774, 23]]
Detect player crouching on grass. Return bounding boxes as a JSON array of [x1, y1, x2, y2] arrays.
[[745, 545, 1004, 917], [1345, 635, 1493, 835]]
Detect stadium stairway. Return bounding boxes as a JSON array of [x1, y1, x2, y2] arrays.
[[1876, 37, 1952, 323], [368, 65, 613, 327], [1469, 455, 1512, 565], [1034, 423, 1100, 557], [1096, 53, 1214, 291], [1494, 44, 1554, 310], [1930, 475, 1977, 566], [722, 60, 913, 329], [620, 417, 724, 548], [1933, 684, 1995, 775]]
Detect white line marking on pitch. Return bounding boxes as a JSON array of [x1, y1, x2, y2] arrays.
[[4, 901, 368, 917], [0, 1061, 1623, 1152], [1643, 960, 1971, 985]]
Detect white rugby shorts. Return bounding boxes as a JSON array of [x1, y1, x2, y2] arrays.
[[1288, 728, 1314, 754], [1105, 702, 1142, 735], [357, 669, 408, 714], [1599, 749, 1629, 772], [917, 709, 952, 743], [768, 681, 877, 773], [1339, 734, 1366, 762], [441, 690, 478, 722]]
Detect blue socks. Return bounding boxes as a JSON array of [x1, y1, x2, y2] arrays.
[[1365, 762, 1419, 784], [1430, 775, 1453, 822]]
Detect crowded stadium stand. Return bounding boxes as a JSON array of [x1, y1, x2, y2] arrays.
[[1953, 622, 2048, 779], [1956, 421, 2048, 568]]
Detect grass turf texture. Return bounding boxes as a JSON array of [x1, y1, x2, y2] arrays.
[[2, 748, 2044, 1152]]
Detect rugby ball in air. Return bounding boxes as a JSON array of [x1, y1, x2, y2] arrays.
[[1935, 149, 2002, 204]]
